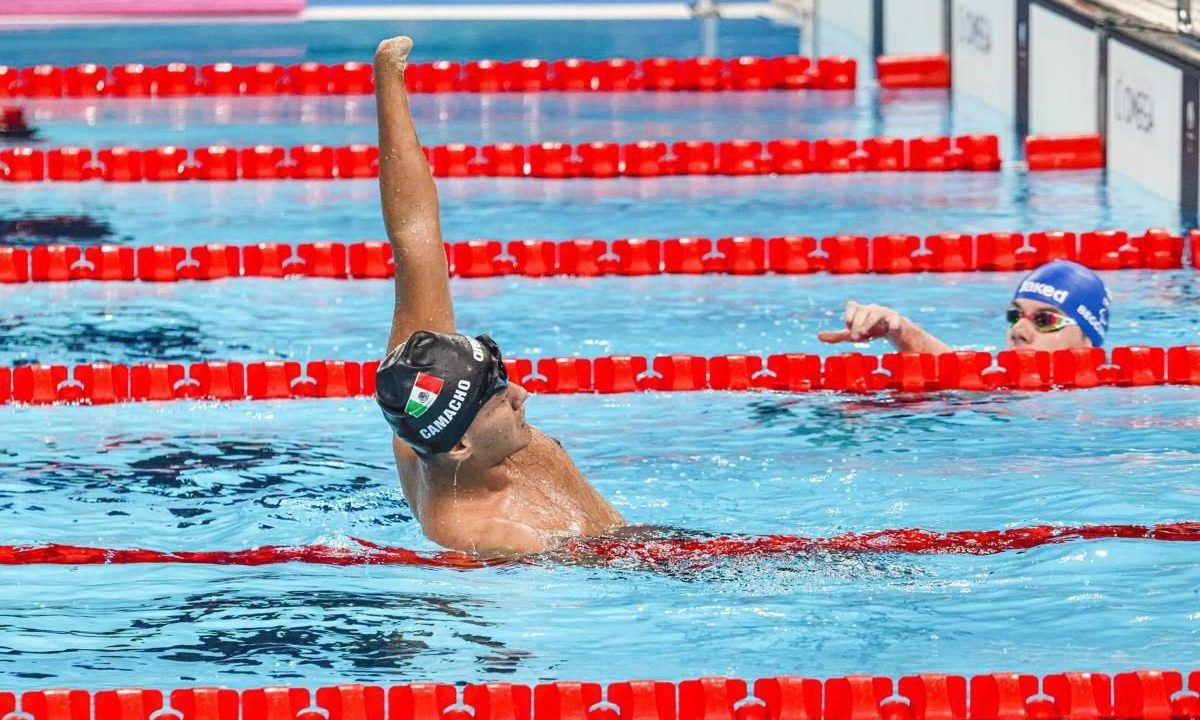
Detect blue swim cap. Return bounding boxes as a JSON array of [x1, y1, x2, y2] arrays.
[[1013, 260, 1112, 346]]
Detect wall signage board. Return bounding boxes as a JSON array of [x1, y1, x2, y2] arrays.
[[1107, 39, 1183, 205], [951, 0, 1017, 116], [883, 0, 944, 55], [1028, 3, 1100, 134]]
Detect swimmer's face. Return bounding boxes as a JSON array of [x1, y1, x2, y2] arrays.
[[458, 383, 533, 465], [1006, 298, 1090, 351]]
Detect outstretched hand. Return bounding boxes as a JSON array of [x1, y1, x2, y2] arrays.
[[816, 300, 906, 344]]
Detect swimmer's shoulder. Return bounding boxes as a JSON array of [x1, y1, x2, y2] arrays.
[[392, 436, 421, 472], [508, 428, 588, 487]]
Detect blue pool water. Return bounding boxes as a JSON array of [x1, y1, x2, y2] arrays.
[[5, 387, 1200, 685], [2, 16, 1200, 691], [0, 18, 801, 67], [12, 91, 957, 149]]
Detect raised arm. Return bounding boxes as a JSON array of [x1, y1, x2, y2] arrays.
[[375, 36, 455, 354], [817, 300, 953, 354]]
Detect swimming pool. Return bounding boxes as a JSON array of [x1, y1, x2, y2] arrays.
[[2, 15, 1200, 692]]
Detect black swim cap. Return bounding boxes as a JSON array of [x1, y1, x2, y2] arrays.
[[375, 331, 508, 454]]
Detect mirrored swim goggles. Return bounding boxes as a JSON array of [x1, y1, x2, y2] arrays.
[[1005, 306, 1077, 333], [476, 334, 510, 405]]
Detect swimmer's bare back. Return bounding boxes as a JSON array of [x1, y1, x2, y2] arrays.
[[376, 36, 625, 556]]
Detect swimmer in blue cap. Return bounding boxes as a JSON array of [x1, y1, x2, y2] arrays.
[[818, 260, 1112, 352], [371, 36, 624, 556]]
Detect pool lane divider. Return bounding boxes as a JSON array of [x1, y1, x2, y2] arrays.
[[0, 55, 856, 98], [2, 346, 1199, 406], [0, 104, 32, 138], [7, 522, 1200, 569], [0, 134, 1002, 183], [4, 228, 1189, 284], [875, 54, 951, 89], [1025, 133, 1105, 170], [3, 674, 1200, 720], [5, 522, 1200, 570]]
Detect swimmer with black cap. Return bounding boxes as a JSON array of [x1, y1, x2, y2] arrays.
[[372, 36, 624, 556], [817, 259, 1112, 352]]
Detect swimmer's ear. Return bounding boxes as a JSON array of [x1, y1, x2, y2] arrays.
[[445, 437, 473, 463]]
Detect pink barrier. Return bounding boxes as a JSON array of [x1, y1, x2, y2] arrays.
[[0, 0, 302, 15]]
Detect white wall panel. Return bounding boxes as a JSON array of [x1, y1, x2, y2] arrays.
[[816, 0, 872, 65], [816, 0, 873, 62], [1107, 40, 1182, 204], [883, 0, 944, 55], [819, 0, 871, 39], [1029, 4, 1099, 134], [951, 0, 1016, 116]]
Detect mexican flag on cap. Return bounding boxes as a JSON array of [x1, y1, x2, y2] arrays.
[[405, 373, 444, 417]]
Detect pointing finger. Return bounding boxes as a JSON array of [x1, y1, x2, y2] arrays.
[[817, 329, 854, 344]]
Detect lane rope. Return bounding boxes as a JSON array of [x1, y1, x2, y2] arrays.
[[1, 346, 1198, 406], [1, 672, 1199, 720], [0, 134, 1001, 182], [3, 522, 1200, 569], [0, 228, 1190, 283], [0, 55, 856, 98]]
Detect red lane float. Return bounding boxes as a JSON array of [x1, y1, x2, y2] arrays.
[[0, 672, 1197, 720], [0, 56, 855, 98], [1, 346, 1198, 407], [0, 104, 33, 138], [875, 54, 950, 89], [0, 134, 1000, 182], [1026, 134, 1105, 170], [0, 228, 1183, 285], [0, 521, 1193, 573], [4, 523, 1200, 570]]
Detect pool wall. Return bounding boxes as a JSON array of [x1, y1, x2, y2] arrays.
[[814, 0, 1200, 222]]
